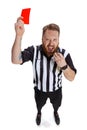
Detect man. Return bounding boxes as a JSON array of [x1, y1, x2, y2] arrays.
[[11, 17, 77, 125]]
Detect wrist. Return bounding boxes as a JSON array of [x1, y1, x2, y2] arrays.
[[15, 35, 23, 42], [60, 64, 68, 70]]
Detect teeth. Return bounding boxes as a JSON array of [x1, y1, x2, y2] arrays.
[[48, 46, 54, 52], [48, 46, 53, 49]]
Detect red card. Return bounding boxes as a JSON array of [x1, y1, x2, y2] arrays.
[[21, 8, 31, 24]]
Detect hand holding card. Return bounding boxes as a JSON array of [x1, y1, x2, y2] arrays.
[[21, 8, 31, 24]]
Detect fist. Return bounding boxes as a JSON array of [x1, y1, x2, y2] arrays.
[[54, 52, 67, 67], [15, 17, 25, 37]]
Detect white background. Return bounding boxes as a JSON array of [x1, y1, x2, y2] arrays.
[[0, 0, 87, 130]]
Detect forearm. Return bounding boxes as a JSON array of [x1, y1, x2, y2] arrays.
[[62, 66, 76, 81], [11, 35, 22, 64]]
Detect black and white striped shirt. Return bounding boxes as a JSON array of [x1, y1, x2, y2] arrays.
[[21, 45, 76, 92]]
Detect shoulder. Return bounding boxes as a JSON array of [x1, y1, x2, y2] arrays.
[[25, 44, 41, 52], [58, 47, 69, 58], [33, 44, 42, 52]]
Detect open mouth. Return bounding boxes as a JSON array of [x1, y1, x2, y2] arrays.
[[47, 46, 54, 52]]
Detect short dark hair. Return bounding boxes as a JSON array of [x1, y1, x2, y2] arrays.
[[42, 23, 60, 36]]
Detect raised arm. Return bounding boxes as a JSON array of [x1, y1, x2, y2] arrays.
[[11, 17, 25, 64]]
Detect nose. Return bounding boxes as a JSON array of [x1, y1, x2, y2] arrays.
[[49, 40, 53, 46]]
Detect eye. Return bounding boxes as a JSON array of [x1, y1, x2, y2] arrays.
[[53, 39, 57, 42], [45, 38, 50, 42]]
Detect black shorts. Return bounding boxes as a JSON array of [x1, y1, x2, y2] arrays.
[[34, 87, 62, 112]]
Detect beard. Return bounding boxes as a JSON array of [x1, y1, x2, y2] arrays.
[[42, 43, 58, 57]]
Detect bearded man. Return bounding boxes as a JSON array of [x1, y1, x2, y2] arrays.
[[11, 17, 77, 125]]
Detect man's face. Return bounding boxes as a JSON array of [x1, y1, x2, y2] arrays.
[[42, 29, 59, 57]]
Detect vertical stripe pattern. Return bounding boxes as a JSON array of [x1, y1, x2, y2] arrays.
[[32, 45, 68, 92], [46, 59, 50, 92]]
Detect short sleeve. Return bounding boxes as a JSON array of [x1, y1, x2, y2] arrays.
[[65, 53, 77, 73], [21, 45, 34, 64]]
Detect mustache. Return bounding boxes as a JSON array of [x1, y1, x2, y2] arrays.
[[42, 44, 58, 56]]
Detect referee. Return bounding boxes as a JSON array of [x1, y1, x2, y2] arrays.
[[11, 17, 77, 125]]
